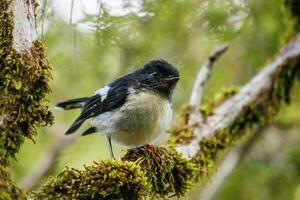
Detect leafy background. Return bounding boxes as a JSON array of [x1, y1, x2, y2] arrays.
[[9, 0, 300, 199]]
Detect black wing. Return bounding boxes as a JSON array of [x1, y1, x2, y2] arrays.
[[65, 75, 136, 135], [65, 94, 102, 134]]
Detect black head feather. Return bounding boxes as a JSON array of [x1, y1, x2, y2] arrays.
[[137, 59, 180, 100], [142, 59, 179, 79]]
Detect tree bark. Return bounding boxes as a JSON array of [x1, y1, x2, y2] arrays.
[[0, 0, 52, 198]]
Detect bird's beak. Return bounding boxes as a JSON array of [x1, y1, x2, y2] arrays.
[[164, 77, 180, 83]]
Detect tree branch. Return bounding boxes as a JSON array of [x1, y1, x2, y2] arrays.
[[188, 45, 228, 126], [176, 34, 300, 157], [189, 45, 228, 107], [199, 126, 264, 200]]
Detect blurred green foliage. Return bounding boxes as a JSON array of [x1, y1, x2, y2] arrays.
[[8, 0, 300, 198], [213, 125, 300, 200]]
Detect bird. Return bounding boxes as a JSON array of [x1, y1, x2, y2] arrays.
[[56, 59, 180, 159]]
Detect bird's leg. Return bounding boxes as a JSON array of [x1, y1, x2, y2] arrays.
[[107, 135, 115, 159]]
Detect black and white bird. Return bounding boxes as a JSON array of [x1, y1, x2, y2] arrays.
[[56, 60, 180, 159]]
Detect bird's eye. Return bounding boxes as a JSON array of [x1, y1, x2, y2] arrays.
[[151, 72, 159, 77]]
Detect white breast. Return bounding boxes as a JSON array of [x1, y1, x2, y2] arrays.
[[91, 91, 172, 147]]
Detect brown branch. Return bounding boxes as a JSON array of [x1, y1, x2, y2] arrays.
[[176, 34, 300, 157]]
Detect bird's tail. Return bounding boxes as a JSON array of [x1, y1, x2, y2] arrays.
[[56, 97, 89, 110]]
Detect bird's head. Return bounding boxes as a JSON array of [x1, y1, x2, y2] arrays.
[[136, 59, 180, 100]]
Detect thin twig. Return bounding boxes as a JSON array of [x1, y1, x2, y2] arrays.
[[40, 0, 48, 37], [188, 45, 228, 127], [189, 45, 228, 107], [69, 0, 75, 25], [69, 0, 77, 50]]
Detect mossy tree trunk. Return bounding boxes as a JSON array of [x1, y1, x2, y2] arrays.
[[0, 0, 53, 198]]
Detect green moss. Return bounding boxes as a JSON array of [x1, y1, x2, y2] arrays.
[[32, 160, 149, 200], [28, 37, 300, 200], [33, 146, 197, 199], [0, 166, 26, 200], [123, 145, 197, 198], [198, 86, 239, 117], [167, 105, 195, 144], [209, 86, 239, 108], [191, 129, 233, 180], [168, 87, 239, 145], [0, 0, 53, 166]]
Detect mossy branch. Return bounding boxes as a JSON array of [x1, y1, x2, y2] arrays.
[[176, 34, 300, 158]]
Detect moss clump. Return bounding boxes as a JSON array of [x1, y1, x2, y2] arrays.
[[191, 105, 275, 180], [0, 0, 53, 165], [167, 105, 194, 144], [32, 146, 197, 199], [168, 87, 239, 145], [198, 86, 239, 117], [32, 160, 149, 200], [209, 86, 239, 108], [123, 145, 197, 198], [191, 129, 233, 179], [0, 166, 26, 200]]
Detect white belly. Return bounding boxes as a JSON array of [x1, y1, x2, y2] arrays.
[[91, 92, 172, 147]]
